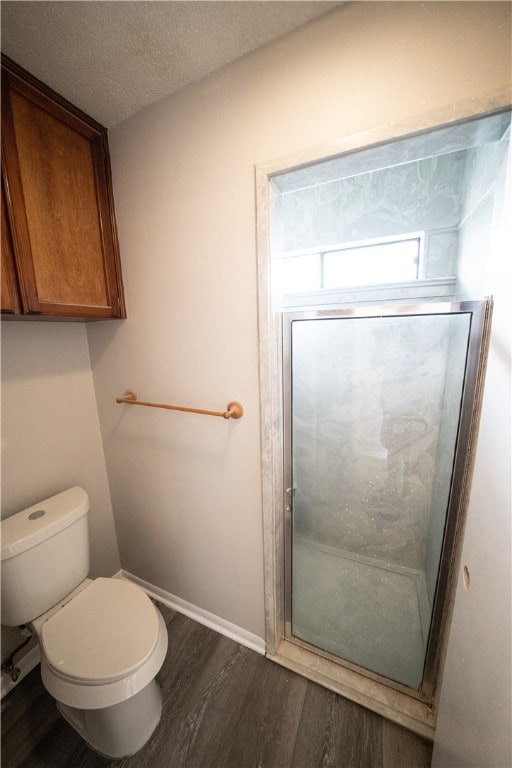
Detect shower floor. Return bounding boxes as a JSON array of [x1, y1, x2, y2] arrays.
[[291, 537, 430, 689]]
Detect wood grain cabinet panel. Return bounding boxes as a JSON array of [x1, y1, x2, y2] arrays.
[[1, 56, 126, 319], [1, 182, 21, 314]]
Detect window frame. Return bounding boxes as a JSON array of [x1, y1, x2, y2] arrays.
[[280, 231, 425, 294]]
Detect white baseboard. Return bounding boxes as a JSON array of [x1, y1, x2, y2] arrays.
[[117, 570, 266, 655], [1, 644, 41, 700], [1, 572, 265, 701]]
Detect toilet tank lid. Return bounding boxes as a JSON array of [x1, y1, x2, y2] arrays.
[[1, 487, 89, 561]]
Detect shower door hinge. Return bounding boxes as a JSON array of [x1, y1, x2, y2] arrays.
[[286, 487, 295, 514]]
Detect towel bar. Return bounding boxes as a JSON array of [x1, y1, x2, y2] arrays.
[[116, 391, 243, 419]]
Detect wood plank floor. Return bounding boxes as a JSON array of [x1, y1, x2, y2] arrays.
[[1, 605, 432, 768]]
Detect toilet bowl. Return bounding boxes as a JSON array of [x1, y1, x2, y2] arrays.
[[1, 487, 169, 758], [35, 578, 168, 757], [36, 577, 168, 708]]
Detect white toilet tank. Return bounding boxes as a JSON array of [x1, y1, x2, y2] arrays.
[[1, 487, 90, 627]]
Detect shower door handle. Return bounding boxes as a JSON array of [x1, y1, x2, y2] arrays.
[[286, 487, 296, 514]]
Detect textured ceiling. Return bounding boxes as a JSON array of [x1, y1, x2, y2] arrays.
[[1, 1, 341, 127]]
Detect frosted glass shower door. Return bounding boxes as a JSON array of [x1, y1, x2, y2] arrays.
[[286, 306, 476, 689]]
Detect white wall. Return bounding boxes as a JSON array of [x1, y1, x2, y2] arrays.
[[1, 322, 120, 578], [1, 3, 509, 753], [81, 2, 511, 759], [87, 1, 510, 650], [1, 322, 120, 663], [432, 133, 511, 768]]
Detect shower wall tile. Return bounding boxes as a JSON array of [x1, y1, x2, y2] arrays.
[[424, 231, 458, 278], [461, 138, 509, 223], [456, 133, 510, 300], [273, 113, 510, 195], [292, 315, 458, 573], [456, 195, 494, 300], [281, 151, 467, 267]]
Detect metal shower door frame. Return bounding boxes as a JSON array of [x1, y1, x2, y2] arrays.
[[282, 298, 491, 704]]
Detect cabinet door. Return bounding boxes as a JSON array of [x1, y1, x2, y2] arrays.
[[1, 61, 126, 318], [1, 180, 21, 314]]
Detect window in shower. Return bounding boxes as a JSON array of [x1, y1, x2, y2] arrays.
[[281, 231, 423, 293]]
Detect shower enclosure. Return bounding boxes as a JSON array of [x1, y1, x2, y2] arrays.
[[284, 301, 488, 694], [257, 109, 509, 736]]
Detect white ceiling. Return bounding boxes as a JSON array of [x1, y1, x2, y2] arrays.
[[1, 1, 341, 127]]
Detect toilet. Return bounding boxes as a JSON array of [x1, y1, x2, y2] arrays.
[[0, 487, 168, 758]]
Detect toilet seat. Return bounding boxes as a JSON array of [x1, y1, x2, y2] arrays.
[[42, 578, 160, 684], [40, 578, 168, 709]]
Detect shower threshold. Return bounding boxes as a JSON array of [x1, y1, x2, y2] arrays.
[[267, 634, 436, 740], [269, 542, 436, 740]]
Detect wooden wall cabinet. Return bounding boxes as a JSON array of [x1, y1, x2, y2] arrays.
[[1, 56, 126, 319]]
